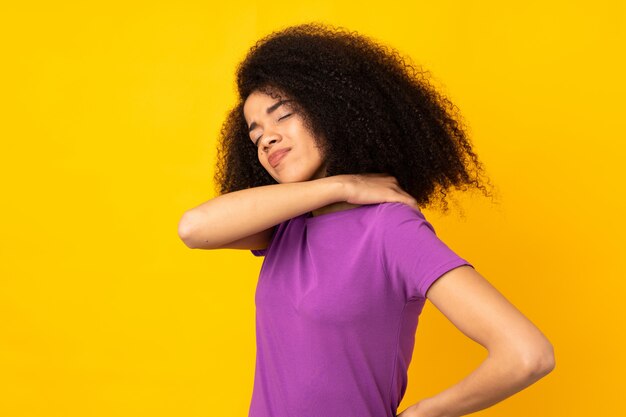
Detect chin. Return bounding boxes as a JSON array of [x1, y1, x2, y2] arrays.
[[270, 168, 318, 184]]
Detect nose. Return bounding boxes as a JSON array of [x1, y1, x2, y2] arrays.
[[261, 130, 281, 149]]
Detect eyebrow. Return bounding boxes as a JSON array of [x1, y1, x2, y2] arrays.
[[248, 100, 293, 133]]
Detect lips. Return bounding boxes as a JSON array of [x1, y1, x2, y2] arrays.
[[268, 148, 291, 168]]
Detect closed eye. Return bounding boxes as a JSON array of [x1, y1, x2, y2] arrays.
[[254, 113, 293, 147]]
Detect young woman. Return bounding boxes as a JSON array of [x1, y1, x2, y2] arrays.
[[178, 23, 555, 417]]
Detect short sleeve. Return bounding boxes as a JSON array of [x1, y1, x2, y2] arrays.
[[380, 203, 474, 300], [250, 224, 279, 257]]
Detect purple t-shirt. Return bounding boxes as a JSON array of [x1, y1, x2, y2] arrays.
[[248, 202, 473, 417]]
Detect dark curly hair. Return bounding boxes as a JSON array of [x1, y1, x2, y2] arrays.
[[214, 22, 498, 214]]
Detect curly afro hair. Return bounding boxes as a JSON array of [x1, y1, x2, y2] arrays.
[[214, 22, 498, 214]]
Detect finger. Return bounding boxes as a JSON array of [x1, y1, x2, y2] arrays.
[[395, 189, 419, 209]]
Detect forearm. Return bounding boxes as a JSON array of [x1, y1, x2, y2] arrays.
[[178, 175, 346, 248], [412, 351, 553, 417]]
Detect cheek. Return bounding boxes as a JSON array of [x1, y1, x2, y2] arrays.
[[307, 142, 325, 161]]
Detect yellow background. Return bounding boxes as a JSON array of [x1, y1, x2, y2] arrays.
[[1, 1, 624, 416]]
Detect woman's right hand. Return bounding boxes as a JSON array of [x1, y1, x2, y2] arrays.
[[339, 173, 419, 209]]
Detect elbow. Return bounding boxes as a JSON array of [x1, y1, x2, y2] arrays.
[[178, 212, 198, 249], [519, 340, 556, 378], [491, 337, 556, 380], [535, 342, 556, 376]]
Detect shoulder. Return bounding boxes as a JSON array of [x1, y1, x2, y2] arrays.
[[377, 201, 423, 216], [375, 202, 434, 231]]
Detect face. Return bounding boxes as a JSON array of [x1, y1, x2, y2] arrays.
[[243, 90, 328, 183]]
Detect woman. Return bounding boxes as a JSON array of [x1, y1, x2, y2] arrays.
[[178, 23, 555, 417]]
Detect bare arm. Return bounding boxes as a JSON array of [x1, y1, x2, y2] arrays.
[[397, 266, 555, 417], [177, 175, 345, 249]]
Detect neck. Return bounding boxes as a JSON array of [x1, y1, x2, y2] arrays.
[[310, 201, 363, 217]]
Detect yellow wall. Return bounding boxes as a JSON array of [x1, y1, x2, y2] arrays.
[[1, 1, 624, 416]]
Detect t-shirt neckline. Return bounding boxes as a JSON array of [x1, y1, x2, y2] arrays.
[[304, 204, 374, 225]]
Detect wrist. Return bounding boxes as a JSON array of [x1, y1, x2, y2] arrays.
[[414, 397, 446, 417], [317, 174, 349, 203]]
